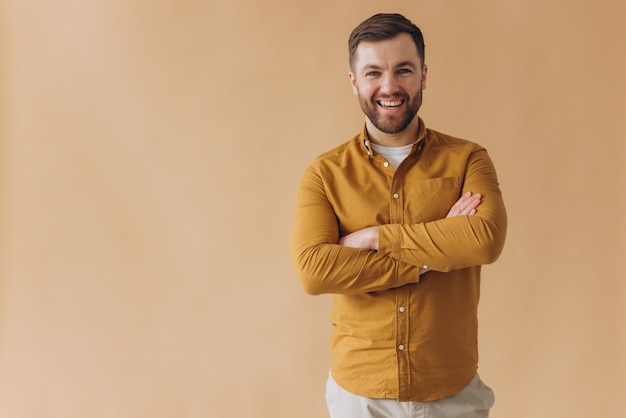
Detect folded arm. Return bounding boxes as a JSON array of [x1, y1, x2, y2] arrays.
[[290, 148, 506, 295], [339, 191, 482, 250], [377, 148, 507, 271], [290, 176, 488, 296], [290, 165, 421, 295], [339, 192, 484, 273]]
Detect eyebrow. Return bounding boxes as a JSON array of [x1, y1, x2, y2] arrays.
[[395, 61, 418, 69], [362, 61, 418, 71]]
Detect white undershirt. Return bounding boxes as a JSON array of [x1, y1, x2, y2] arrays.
[[370, 143, 413, 170]]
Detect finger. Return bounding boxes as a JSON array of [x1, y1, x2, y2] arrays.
[[447, 192, 473, 217], [458, 194, 481, 215], [447, 193, 481, 217]]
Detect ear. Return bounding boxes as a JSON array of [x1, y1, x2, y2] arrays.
[[348, 72, 358, 95], [421, 65, 428, 90]]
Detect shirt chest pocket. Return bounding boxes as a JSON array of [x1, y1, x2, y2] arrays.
[[404, 177, 460, 223]]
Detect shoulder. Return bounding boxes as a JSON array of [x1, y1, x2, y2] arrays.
[[308, 134, 362, 170], [426, 128, 485, 151]]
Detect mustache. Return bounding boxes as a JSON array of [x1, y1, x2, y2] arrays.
[[374, 93, 409, 100]]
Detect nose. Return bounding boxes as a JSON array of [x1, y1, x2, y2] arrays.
[[379, 73, 399, 94]]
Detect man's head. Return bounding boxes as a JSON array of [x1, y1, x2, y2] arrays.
[[348, 14, 427, 141], [349, 13, 425, 71]]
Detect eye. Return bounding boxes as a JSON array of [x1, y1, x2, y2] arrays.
[[397, 68, 413, 74], [365, 71, 380, 77]]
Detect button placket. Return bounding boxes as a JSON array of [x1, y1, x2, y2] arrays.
[[396, 286, 410, 394], [389, 167, 403, 224]]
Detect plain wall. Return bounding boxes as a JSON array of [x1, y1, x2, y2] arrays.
[[1, 1, 624, 417]]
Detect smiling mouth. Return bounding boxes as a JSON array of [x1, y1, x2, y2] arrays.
[[377, 99, 404, 108]]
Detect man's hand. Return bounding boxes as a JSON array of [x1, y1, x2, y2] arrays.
[[338, 192, 482, 252], [338, 226, 379, 250], [446, 192, 481, 218]]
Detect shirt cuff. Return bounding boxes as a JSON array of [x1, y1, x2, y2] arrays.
[[378, 224, 402, 260]]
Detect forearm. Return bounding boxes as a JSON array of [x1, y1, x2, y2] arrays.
[[378, 212, 506, 271], [291, 241, 419, 295]]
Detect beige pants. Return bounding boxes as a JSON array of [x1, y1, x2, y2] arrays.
[[326, 373, 495, 418]]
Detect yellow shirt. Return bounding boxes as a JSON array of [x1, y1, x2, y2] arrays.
[[290, 118, 507, 401]]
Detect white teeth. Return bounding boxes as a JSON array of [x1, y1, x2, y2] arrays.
[[379, 100, 403, 107]]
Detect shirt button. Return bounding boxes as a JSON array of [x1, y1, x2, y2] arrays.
[[399, 306, 405, 313], [383, 162, 389, 168], [393, 193, 399, 199], [422, 265, 429, 269], [398, 345, 405, 351]]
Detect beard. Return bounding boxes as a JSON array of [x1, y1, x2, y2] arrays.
[[358, 90, 422, 134]]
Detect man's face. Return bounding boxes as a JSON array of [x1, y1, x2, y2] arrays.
[[349, 33, 427, 135]]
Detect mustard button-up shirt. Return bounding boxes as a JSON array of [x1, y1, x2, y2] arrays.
[[290, 118, 507, 402]]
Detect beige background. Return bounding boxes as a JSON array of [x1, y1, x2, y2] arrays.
[[1, 0, 625, 417]]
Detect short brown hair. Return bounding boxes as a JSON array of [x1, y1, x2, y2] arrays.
[[348, 13, 425, 69]]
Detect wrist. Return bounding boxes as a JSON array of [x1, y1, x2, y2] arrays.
[[371, 226, 380, 250]]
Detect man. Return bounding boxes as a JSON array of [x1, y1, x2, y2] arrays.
[[290, 13, 507, 418]]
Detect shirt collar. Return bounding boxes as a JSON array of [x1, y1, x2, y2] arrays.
[[359, 117, 428, 159]]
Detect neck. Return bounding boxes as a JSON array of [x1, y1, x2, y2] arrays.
[[365, 116, 420, 147]]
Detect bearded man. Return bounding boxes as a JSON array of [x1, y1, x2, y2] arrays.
[[290, 13, 507, 418]]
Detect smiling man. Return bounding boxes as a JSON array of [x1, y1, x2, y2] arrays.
[[290, 13, 507, 418], [351, 33, 425, 143]]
